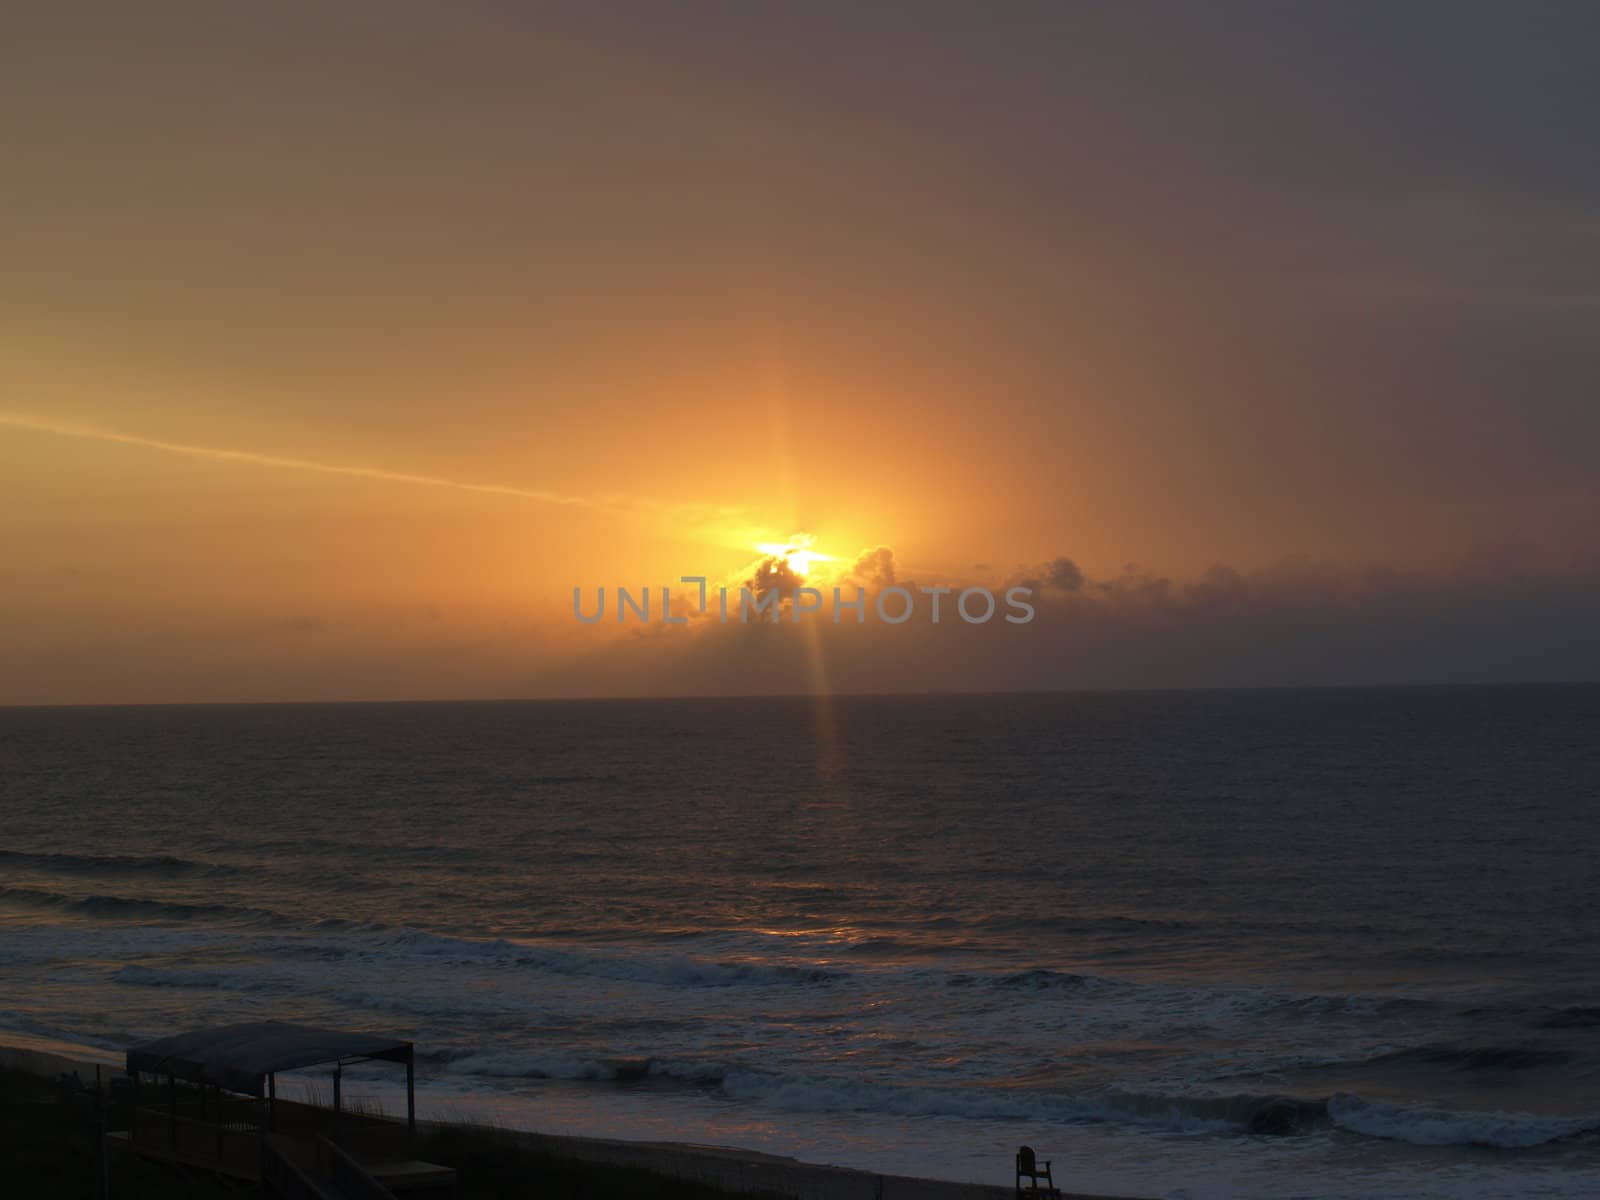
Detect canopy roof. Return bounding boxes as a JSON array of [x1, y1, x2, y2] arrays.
[[126, 1020, 412, 1096]]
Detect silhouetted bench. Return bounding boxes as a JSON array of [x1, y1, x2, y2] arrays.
[[1015, 1145, 1060, 1196]]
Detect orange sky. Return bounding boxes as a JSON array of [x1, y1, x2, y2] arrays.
[[3, 3, 1598, 703]]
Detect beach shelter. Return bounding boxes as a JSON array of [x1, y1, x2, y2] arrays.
[[125, 1019, 417, 1155]]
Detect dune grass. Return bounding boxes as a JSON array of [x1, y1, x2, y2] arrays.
[[0, 1065, 765, 1199]]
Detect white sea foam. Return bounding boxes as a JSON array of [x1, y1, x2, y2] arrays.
[[447, 1050, 624, 1081], [1327, 1093, 1600, 1149]]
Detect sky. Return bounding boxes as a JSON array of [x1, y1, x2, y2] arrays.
[[2, 1, 1598, 704]]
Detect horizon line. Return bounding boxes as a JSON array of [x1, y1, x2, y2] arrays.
[[1, 678, 1595, 712]]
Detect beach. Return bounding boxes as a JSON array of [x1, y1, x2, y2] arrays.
[[1, 1036, 1133, 1199]]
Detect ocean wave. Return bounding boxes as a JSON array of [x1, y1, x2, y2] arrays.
[[945, 968, 1130, 992], [440, 1047, 1326, 1136], [938, 967, 1446, 1038], [527, 951, 841, 990], [1537, 1006, 1600, 1030], [443, 1046, 1600, 1151], [957, 912, 1210, 945], [1328, 1093, 1600, 1148], [717, 1071, 1336, 1135], [716, 1066, 1338, 1135], [260, 926, 1473, 1031], [0, 923, 237, 965], [1359, 1044, 1576, 1072], [113, 964, 291, 993], [353, 930, 849, 989], [67, 920, 854, 990], [329, 988, 522, 1019], [0, 849, 241, 878], [447, 1050, 657, 1082], [0, 884, 297, 927]]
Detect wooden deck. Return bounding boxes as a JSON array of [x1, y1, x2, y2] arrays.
[[110, 1115, 263, 1182], [110, 1097, 455, 1195]]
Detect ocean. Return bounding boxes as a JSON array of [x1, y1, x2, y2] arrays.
[[1, 687, 1597, 1198]]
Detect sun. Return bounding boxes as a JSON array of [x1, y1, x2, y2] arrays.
[[755, 536, 837, 577]]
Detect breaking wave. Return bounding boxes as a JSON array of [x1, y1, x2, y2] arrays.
[[1328, 1094, 1600, 1149], [439, 1048, 1600, 1150]]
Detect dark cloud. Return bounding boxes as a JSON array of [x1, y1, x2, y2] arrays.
[[537, 550, 1600, 697], [1044, 557, 1084, 593], [1017, 556, 1085, 596], [747, 556, 805, 599], [849, 546, 897, 588]]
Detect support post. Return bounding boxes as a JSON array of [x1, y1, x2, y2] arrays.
[[98, 1066, 110, 1200], [405, 1045, 416, 1151], [267, 1072, 276, 1132], [167, 1073, 177, 1151], [333, 1062, 342, 1114]]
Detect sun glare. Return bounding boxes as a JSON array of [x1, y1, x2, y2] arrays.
[[755, 537, 837, 577]]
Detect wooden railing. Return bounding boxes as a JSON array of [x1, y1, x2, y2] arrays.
[[129, 1106, 262, 1179], [260, 1132, 397, 1199], [260, 1133, 331, 1200], [318, 1136, 397, 1200]]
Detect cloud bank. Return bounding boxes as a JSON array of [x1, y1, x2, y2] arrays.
[[545, 546, 1600, 698]]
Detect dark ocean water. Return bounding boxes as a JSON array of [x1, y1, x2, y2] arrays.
[[1, 687, 1598, 1198]]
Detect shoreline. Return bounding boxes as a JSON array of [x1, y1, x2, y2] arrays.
[[0, 1036, 1144, 1200], [424, 1122, 1132, 1200]]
